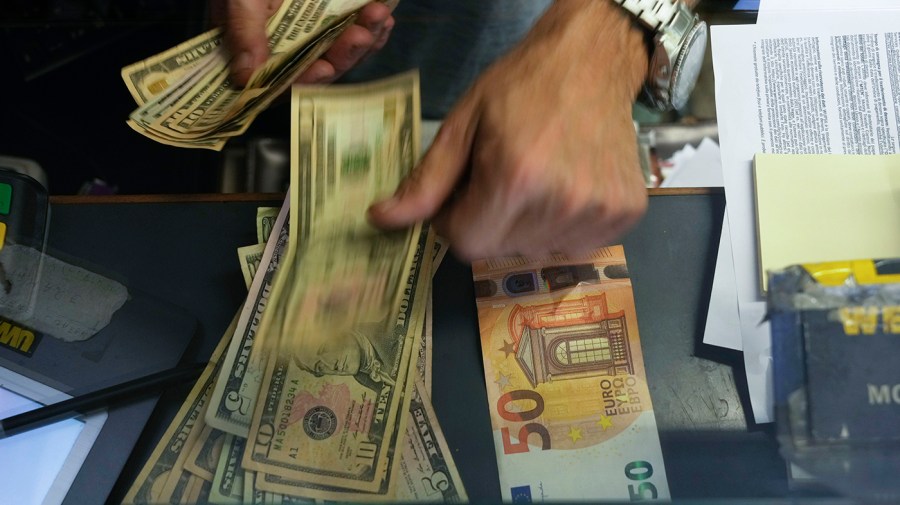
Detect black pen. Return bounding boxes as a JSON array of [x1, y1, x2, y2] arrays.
[[0, 362, 207, 439]]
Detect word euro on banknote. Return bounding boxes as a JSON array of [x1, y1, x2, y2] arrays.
[[472, 246, 670, 502]]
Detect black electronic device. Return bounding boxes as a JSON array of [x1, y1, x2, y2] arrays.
[[0, 173, 199, 504], [0, 169, 49, 321]]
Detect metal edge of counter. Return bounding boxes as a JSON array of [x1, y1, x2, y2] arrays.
[[48, 188, 724, 205]]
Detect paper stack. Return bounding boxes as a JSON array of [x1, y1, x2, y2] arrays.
[[709, 0, 900, 424]]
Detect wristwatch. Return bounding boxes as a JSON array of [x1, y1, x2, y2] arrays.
[[611, 0, 708, 111]]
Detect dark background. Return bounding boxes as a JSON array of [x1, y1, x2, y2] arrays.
[[0, 0, 290, 195], [0, 0, 749, 196]]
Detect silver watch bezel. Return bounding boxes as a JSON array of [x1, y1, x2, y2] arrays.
[[632, 2, 709, 111], [666, 19, 708, 111]]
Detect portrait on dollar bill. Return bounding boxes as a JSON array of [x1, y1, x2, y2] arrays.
[[292, 322, 399, 392]]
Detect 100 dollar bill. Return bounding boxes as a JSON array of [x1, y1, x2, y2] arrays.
[[472, 246, 670, 501]]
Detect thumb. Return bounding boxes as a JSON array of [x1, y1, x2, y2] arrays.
[[368, 95, 480, 229], [224, 0, 274, 87]]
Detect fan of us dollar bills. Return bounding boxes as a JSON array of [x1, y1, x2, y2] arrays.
[[121, 70, 467, 504], [118, 1, 671, 499], [121, 0, 386, 151]]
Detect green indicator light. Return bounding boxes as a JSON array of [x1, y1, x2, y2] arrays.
[[0, 183, 10, 215]]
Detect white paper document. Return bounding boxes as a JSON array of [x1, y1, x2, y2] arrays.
[[660, 137, 722, 187], [711, 15, 900, 423], [704, 215, 741, 351], [758, 0, 900, 23], [660, 138, 742, 351]]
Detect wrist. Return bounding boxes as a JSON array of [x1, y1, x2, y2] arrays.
[[610, 0, 708, 110], [528, 0, 649, 104]]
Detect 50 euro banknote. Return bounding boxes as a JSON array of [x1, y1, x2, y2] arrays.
[[472, 245, 669, 502]]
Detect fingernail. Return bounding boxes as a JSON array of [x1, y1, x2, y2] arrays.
[[370, 197, 399, 215], [366, 19, 384, 32], [235, 51, 254, 71], [350, 44, 367, 60], [311, 69, 332, 84]]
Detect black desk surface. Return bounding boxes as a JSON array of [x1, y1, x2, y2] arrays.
[[46, 190, 820, 503]]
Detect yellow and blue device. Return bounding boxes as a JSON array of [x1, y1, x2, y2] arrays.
[[800, 258, 900, 287], [768, 258, 900, 500]]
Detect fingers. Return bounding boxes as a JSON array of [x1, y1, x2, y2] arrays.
[[295, 3, 394, 84], [356, 2, 392, 33], [221, 1, 392, 87], [367, 91, 482, 232], [368, 15, 395, 54], [295, 60, 338, 85], [433, 141, 549, 261], [532, 194, 646, 258], [520, 160, 646, 256], [435, 150, 647, 261], [297, 25, 375, 83], [222, 0, 279, 87]]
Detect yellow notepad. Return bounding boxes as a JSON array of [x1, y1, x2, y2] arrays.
[[753, 153, 900, 292]]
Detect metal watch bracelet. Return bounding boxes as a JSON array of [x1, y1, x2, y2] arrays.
[[611, 0, 682, 33]]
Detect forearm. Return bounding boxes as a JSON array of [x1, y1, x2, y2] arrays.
[[527, 0, 649, 100], [532, 0, 704, 103]]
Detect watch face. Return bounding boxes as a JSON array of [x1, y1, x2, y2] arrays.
[[670, 21, 708, 111]]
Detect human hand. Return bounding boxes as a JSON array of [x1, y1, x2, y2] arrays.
[[368, 0, 649, 260], [211, 0, 395, 87]]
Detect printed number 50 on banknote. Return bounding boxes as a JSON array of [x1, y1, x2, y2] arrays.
[[472, 245, 670, 502]]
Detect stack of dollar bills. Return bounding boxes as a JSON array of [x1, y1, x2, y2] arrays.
[[119, 1, 672, 499], [121, 0, 384, 151], [122, 71, 467, 504]]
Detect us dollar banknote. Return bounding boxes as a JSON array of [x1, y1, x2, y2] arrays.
[[472, 246, 670, 501], [206, 198, 290, 437], [210, 433, 247, 504], [257, 207, 280, 244], [122, 0, 382, 150], [235, 206, 281, 289], [285, 72, 422, 334], [239, 71, 433, 496], [242, 228, 433, 495], [184, 425, 226, 482], [237, 243, 266, 290], [395, 379, 468, 502], [234, 368, 467, 503], [122, 310, 239, 504]]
